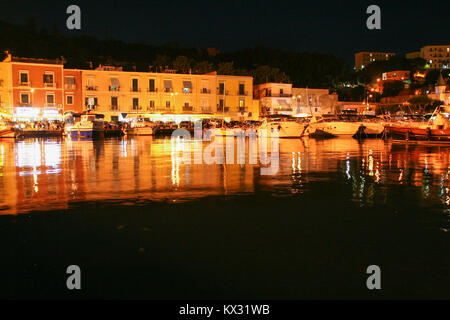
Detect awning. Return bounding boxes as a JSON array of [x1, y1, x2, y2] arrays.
[[183, 81, 192, 89], [164, 80, 173, 88], [110, 78, 119, 86], [65, 76, 75, 85]]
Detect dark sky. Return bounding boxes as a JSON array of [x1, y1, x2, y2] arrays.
[[1, 0, 449, 63]]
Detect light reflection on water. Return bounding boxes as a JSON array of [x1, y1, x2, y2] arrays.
[[0, 137, 449, 223]]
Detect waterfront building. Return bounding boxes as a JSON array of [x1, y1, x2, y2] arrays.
[[291, 88, 338, 115], [215, 74, 256, 121], [1, 53, 65, 121], [354, 51, 395, 70], [420, 45, 450, 69], [0, 54, 258, 122], [63, 69, 83, 114], [0, 60, 13, 116], [253, 83, 293, 115]]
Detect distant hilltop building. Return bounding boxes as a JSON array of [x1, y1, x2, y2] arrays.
[[354, 51, 395, 70], [420, 45, 450, 69]]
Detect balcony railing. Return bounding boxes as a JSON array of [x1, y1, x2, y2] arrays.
[[237, 91, 248, 96], [131, 88, 141, 92], [148, 88, 158, 93], [238, 107, 248, 112], [217, 106, 230, 112], [109, 86, 120, 91], [217, 90, 229, 95], [132, 106, 143, 111], [110, 105, 119, 111], [86, 85, 98, 91], [183, 106, 194, 112], [18, 102, 32, 107], [65, 84, 76, 90], [18, 81, 31, 87], [163, 88, 173, 93], [201, 88, 212, 94], [156, 107, 174, 112], [264, 93, 292, 98], [44, 82, 56, 88], [44, 103, 63, 108], [201, 107, 212, 113]]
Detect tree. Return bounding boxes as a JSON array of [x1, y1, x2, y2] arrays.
[[172, 55, 191, 73], [408, 95, 433, 114], [382, 81, 404, 97], [217, 62, 234, 75]]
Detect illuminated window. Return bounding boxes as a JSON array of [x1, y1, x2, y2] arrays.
[[19, 71, 29, 85], [132, 79, 139, 92], [111, 96, 118, 110], [20, 92, 30, 104], [132, 97, 139, 110]]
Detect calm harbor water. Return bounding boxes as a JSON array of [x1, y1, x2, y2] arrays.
[[0, 136, 448, 299]]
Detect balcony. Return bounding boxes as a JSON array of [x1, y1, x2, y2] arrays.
[[44, 82, 56, 88], [183, 106, 194, 112], [86, 85, 98, 91], [155, 107, 174, 112], [163, 88, 173, 93], [131, 88, 141, 93], [263, 93, 292, 98], [201, 107, 212, 113], [132, 106, 143, 111], [217, 90, 229, 95], [201, 88, 212, 94], [18, 81, 31, 87], [237, 91, 248, 96], [109, 86, 120, 91], [110, 105, 119, 111], [65, 84, 76, 90], [217, 106, 230, 112], [238, 107, 248, 112], [44, 103, 63, 108], [148, 88, 158, 93]]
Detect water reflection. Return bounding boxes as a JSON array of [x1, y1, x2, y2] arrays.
[[0, 137, 449, 224]]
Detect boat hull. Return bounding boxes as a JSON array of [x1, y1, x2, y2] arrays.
[[386, 126, 450, 142], [0, 128, 15, 138], [309, 121, 384, 137], [127, 127, 153, 136], [70, 129, 104, 138]]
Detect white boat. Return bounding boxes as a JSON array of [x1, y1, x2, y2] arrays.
[[69, 114, 104, 138], [0, 124, 15, 138], [308, 115, 384, 137], [126, 118, 154, 136], [258, 115, 307, 138]]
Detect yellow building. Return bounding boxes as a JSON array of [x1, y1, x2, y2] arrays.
[[0, 60, 13, 116], [79, 66, 257, 122], [215, 74, 256, 121]]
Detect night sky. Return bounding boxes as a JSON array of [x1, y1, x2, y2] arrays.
[[1, 0, 448, 63]]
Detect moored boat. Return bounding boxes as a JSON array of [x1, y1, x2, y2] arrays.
[[385, 112, 450, 144], [258, 115, 307, 138], [308, 115, 384, 138], [126, 118, 154, 136], [0, 125, 15, 138], [69, 114, 105, 138]]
